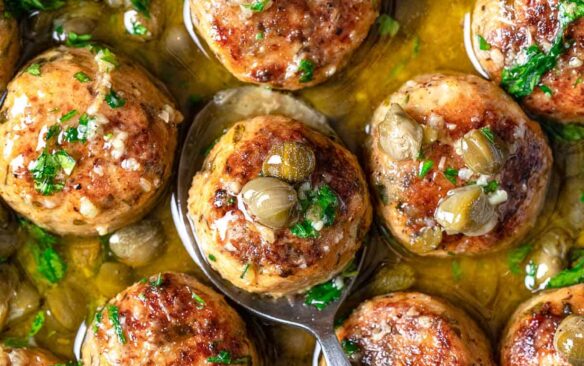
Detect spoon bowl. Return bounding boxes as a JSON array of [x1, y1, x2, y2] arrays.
[[170, 87, 369, 366]]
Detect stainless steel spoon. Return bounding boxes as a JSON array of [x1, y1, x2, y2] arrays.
[[170, 87, 367, 366]]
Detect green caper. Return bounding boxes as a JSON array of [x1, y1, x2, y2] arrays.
[[95, 262, 133, 298], [526, 229, 570, 291], [109, 219, 167, 267], [46, 284, 87, 331], [554, 315, 584, 365], [461, 128, 508, 175], [410, 226, 443, 254], [262, 142, 316, 183], [378, 103, 423, 161], [241, 177, 298, 229], [434, 185, 497, 236], [366, 263, 416, 297]]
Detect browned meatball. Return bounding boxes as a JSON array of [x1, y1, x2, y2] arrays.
[[0, 46, 182, 236], [367, 74, 552, 256], [188, 115, 372, 296], [189, 0, 379, 90], [472, 0, 584, 124], [81, 272, 259, 366], [500, 284, 584, 366], [0, 0, 20, 91], [330, 292, 495, 366], [0, 346, 62, 366]]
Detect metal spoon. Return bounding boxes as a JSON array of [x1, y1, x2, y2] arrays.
[[170, 88, 367, 366]]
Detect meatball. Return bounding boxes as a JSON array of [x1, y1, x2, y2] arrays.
[[189, 0, 378, 90], [0, 46, 182, 236], [81, 272, 259, 365], [188, 115, 372, 296], [367, 74, 552, 256], [500, 284, 584, 366], [0, 0, 20, 91], [330, 292, 495, 366], [0, 346, 61, 366], [472, 0, 584, 124]]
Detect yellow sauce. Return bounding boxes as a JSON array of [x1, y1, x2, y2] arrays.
[[2, 0, 583, 364]]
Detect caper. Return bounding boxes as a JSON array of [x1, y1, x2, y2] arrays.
[[526, 229, 570, 290], [434, 185, 497, 236], [410, 226, 443, 254], [378, 104, 423, 161], [461, 128, 508, 175], [366, 263, 416, 297], [46, 284, 87, 331], [95, 262, 133, 298], [109, 219, 167, 267], [554, 315, 584, 365], [262, 142, 316, 183], [241, 177, 298, 229], [7, 281, 40, 324]]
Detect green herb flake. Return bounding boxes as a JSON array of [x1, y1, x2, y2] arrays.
[[131, 21, 149, 36], [418, 160, 434, 178], [539, 84, 553, 96], [290, 184, 338, 239], [480, 127, 495, 144], [105, 89, 126, 109], [208, 254, 217, 262], [74, 71, 91, 83], [92, 309, 103, 334], [27, 311, 45, 337], [378, 14, 400, 37], [298, 59, 315, 83], [64, 113, 91, 143], [65, 32, 93, 48], [451, 260, 462, 282], [547, 249, 584, 289], [304, 278, 343, 310], [21, 220, 67, 284], [191, 292, 206, 309], [240, 263, 250, 279], [99, 48, 120, 68], [443, 167, 458, 185], [508, 243, 533, 275], [150, 273, 163, 287], [107, 304, 126, 344], [243, 0, 270, 13], [483, 180, 500, 194], [29, 149, 76, 195], [45, 125, 61, 141], [477, 35, 491, 51], [138, 293, 146, 302], [26, 63, 42, 76], [341, 339, 359, 356], [255, 31, 264, 40], [59, 109, 78, 123], [2, 337, 28, 348], [207, 350, 250, 364], [131, 0, 151, 16]]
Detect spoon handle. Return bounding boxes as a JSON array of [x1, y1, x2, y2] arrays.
[[313, 326, 351, 366]]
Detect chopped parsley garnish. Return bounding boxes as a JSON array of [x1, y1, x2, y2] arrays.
[[255, 31, 264, 40], [451, 260, 462, 281], [242, 0, 270, 12], [65, 32, 92, 48], [29, 149, 76, 195], [130, 0, 151, 17], [207, 350, 250, 364], [150, 273, 163, 287], [105, 89, 126, 109], [378, 14, 400, 37], [130, 21, 148, 36], [418, 159, 434, 178], [480, 126, 495, 144], [477, 35, 491, 51], [341, 339, 359, 356], [304, 278, 343, 310], [92, 309, 103, 334], [26, 63, 41, 76], [298, 59, 315, 83], [547, 250, 584, 289], [501, 0, 584, 98], [443, 167, 458, 185], [191, 292, 205, 309], [208, 254, 217, 262], [59, 109, 78, 123], [27, 311, 45, 337], [240, 263, 250, 279], [46, 125, 61, 141], [290, 184, 338, 239], [74, 71, 91, 83], [64, 113, 91, 143], [507, 243, 533, 275], [483, 180, 500, 194], [99, 48, 120, 68], [540, 84, 553, 96], [20, 220, 67, 284], [107, 304, 126, 344]]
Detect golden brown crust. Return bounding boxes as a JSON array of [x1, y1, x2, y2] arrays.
[[472, 0, 584, 124], [0, 46, 182, 236], [367, 73, 552, 256], [500, 284, 584, 366], [332, 292, 495, 366], [189, 0, 378, 90], [188, 115, 372, 296], [81, 272, 259, 366], [0, 346, 62, 366], [0, 0, 19, 92]]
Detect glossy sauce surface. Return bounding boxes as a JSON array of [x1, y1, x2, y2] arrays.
[[1, 0, 583, 365]]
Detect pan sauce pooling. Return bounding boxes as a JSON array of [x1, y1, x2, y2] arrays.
[[0, 0, 583, 365]]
